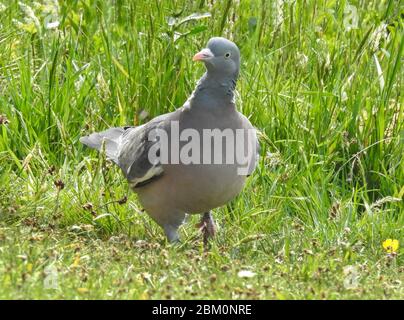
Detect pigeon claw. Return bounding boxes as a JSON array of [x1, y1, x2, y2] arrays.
[[197, 212, 216, 248]]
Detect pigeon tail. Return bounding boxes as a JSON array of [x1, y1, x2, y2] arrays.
[[80, 127, 124, 164]]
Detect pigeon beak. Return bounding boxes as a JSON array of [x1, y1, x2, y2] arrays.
[[193, 48, 214, 61]]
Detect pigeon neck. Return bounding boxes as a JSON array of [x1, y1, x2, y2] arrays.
[[191, 72, 237, 108]]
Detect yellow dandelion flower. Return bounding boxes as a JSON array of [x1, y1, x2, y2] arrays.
[[77, 288, 89, 294], [382, 239, 399, 254], [72, 255, 80, 268]]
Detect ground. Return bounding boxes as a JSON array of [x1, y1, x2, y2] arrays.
[[0, 0, 402, 299]]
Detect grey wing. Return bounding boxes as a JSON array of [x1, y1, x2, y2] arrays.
[[117, 123, 164, 188], [80, 127, 125, 164], [247, 128, 260, 176], [238, 112, 260, 176]]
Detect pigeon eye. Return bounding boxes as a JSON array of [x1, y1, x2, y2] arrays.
[[224, 52, 231, 58]]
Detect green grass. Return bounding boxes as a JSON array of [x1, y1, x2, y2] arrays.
[[0, 0, 403, 299]]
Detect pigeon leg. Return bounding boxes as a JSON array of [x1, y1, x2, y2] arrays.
[[197, 211, 216, 247], [162, 212, 186, 243], [163, 224, 180, 243]]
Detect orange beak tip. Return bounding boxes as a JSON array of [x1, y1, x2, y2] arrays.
[[192, 48, 214, 62], [192, 54, 203, 62]]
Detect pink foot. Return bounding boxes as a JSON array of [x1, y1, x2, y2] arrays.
[[196, 212, 216, 247]]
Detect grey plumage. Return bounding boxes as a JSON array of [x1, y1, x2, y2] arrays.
[[80, 117, 167, 187], [80, 37, 259, 242], [79, 127, 124, 164]]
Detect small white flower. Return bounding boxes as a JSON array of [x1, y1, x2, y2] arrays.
[[237, 270, 256, 278], [0, 2, 6, 13], [45, 21, 59, 29], [343, 265, 360, 289], [343, 265, 357, 275], [341, 91, 348, 102]]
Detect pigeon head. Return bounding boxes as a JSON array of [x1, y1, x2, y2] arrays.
[[193, 37, 240, 79]]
